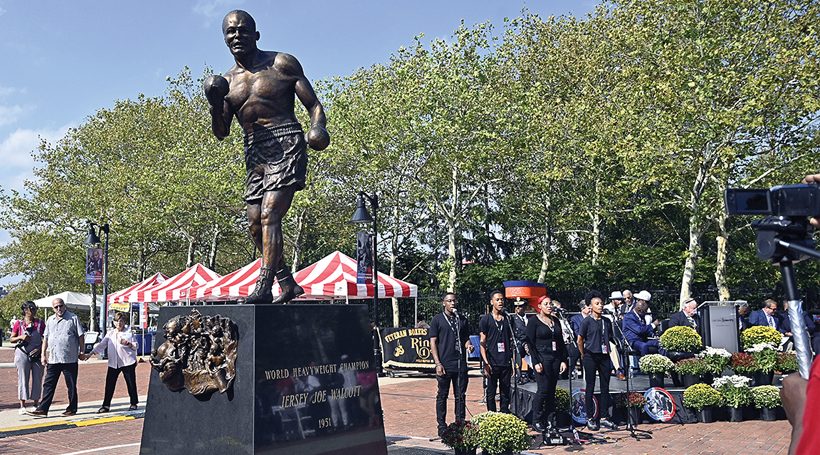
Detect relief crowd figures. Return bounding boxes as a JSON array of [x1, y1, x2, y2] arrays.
[[150, 309, 238, 398]]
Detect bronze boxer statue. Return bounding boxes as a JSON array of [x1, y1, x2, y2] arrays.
[[205, 10, 329, 304]]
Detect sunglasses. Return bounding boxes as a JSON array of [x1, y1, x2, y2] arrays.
[[52, 304, 65, 309]]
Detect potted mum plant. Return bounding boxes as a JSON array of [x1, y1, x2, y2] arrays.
[[740, 326, 781, 350], [474, 412, 531, 455], [712, 375, 752, 422], [751, 385, 782, 421], [617, 392, 647, 425], [660, 326, 703, 357], [696, 347, 732, 377], [682, 383, 723, 423], [731, 352, 756, 380], [746, 342, 778, 385], [639, 354, 674, 387], [441, 420, 479, 455], [674, 357, 710, 387], [776, 351, 798, 374]]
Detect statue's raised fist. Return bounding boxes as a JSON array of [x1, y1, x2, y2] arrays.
[[203, 75, 229, 106]]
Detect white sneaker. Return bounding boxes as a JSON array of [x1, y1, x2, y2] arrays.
[[18, 408, 26, 415]]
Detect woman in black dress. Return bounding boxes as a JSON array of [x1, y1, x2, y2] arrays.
[[526, 295, 568, 432]]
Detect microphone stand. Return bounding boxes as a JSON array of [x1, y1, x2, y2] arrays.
[[608, 311, 652, 440], [553, 309, 579, 445], [502, 311, 519, 416], [452, 309, 469, 422]]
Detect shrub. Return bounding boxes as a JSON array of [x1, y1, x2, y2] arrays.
[[712, 375, 752, 408], [731, 352, 756, 375], [440, 420, 479, 450], [617, 391, 647, 408], [777, 351, 798, 373], [660, 326, 703, 353], [639, 354, 674, 374], [740, 326, 781, 350], [751, 385, 782, 409], [475, 412, 531, 455], [555, 387, 570, 412], [696, 347, 732, 375], [746, 343, 778, 373], [674, 357, 709, 376], [682, 384, 723, 410]]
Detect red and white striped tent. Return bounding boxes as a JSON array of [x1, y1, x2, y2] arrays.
[[108, 272, 168, 305], [293, 251, 417, 300], [129, 264, 220, 303], [189, 259, 262, 302], [188, 251, 418, 302]]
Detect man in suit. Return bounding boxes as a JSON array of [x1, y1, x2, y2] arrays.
[[623, 292, 660, 356], [669, 298, 700, 330], [750, 299, 788, 334]]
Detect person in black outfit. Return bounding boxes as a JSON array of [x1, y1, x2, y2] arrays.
[[430, 292, 474, 437], [510, 298, 531, 384], [525, 295, 567, 432], [479, 291, 514, 412], [577, 290, 619, 432]]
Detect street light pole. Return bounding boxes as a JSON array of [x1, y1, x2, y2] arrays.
[[351, 192, 381, 374], [351, 192, 379, 325], [86, 222, 110, 333]]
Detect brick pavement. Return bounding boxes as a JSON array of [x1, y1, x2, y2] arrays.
[[0, 360, 795, 454]]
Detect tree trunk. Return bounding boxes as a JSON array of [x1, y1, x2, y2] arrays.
[[447, 218, 460, 293], [714, 191, 731, 302], [186, 238, 196, 268], [679, 158, 711, 307], [290, 208, 306, 269], [590, 181, 602, 265], [208, 225, 220, 270], [390, 201, 400, 328], [446, 165, 461, 293]]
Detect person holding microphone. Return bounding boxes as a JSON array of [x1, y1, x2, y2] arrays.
[[526, 295, 567, 432]]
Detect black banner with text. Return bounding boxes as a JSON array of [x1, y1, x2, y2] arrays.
[[379, 327, 435, 369]]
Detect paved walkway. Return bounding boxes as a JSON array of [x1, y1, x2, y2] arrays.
[[0, 347, 793, 454]]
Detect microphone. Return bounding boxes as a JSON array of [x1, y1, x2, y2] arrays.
[[602, 308, 613, 315]]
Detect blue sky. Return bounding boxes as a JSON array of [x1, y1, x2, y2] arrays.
[[0, 0, 596, 285]]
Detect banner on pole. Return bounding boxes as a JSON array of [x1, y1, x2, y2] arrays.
[[85, 248, 103, 284], [356, 231, 373, 284]]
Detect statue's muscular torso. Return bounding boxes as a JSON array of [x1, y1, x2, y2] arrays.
[[224, 50, 302, 133]]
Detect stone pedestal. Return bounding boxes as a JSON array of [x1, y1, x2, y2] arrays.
[[140, 304, 387, 455]]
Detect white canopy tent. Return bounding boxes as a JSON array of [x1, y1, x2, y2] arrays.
[[32, 291, 102, 316]]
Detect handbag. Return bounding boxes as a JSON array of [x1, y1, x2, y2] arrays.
[[27, 347, 41, 363]]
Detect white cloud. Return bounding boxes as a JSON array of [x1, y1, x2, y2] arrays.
[[193, 0, 240, 26], [0, 125, 72, 190], [0, 85, 26, 98], [0, 104, 27, 126]]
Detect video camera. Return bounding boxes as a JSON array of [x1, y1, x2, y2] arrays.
[[725, 183, 820, 217], [725, 183, 817, 263]]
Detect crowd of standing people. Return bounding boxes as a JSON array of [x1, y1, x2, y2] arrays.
[[9, 298, 140, 417]]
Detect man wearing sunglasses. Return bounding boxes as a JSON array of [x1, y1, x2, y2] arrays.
[[28, 298, 85, 417]]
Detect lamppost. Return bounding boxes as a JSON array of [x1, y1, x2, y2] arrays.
[[350, 192, 380, 371], [85, 222, 110, 334]]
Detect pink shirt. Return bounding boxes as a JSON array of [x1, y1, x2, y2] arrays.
[[91, 328, 137, 369]]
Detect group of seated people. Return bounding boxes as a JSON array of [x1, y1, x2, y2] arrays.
[[741, 298, 820, 354]]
